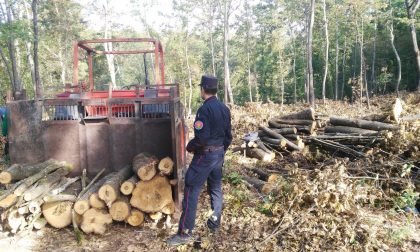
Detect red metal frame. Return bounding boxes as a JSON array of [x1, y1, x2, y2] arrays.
[[72, 38, 166, 95]]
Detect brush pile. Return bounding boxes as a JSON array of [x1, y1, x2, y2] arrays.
[[0, 153, 176, 235]]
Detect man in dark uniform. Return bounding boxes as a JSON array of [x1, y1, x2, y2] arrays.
[[167, 75, 232, 245]]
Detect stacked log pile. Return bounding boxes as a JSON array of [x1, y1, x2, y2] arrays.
[[0, 153, 176, 236], [239, 105, 403, 161]]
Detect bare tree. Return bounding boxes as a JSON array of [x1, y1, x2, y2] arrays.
[[306, 0, 316, 107], [334, 21, 339, 100], [389, 1, 402, 96], [405, 0, 420, 91], [321, 0, 329, 103], [32, 0, 42, 98], [222, 0, 235, 105], [371, 17, 377, 94]]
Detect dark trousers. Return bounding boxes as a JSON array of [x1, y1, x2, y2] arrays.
[[178, 149, 224, 233]]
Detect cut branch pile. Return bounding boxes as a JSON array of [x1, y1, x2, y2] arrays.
[[239, 105, 403, 161], [0, 154, 176, 236]]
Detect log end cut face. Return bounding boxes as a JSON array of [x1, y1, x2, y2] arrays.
[[130, 175, 173, 213], [42, 201, 73, 229], [81, 208, 112, 235]]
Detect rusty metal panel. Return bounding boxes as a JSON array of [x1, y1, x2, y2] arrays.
[[85, 121, 111, 177], [136, 119, 172, 159], [109, 119, 136, 171], [42, 121, 81, 177], [8, 101, 45, 164]]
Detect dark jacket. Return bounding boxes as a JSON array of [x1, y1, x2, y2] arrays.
[[187, 96, 232, 152]]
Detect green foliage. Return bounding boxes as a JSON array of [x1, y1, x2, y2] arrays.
[[393, 189, 419, 209], [224, 171, 242, 185]]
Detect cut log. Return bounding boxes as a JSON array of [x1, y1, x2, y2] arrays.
[[330, 117, 400, 131], [249, 168, 281, 183], [0, 193, 17, 208], [311, 138, 367, 158], [51, 177, 80, 195], [278, 108, 315, 120], [42, 201, 73, 228], [392, 98, 403, 123], [133, 153, 159, 181], [14, 161, 70, 196], [149, 212, 163, 221], [283, 134, 301, 141], [74, 172, 114, 215], [0, 159, 54, 184], [18, 206, 29, 215], [260, 126, 303, 151], [246, 148, 275, 162], [28, 198, 44, 214], [268, 121, 316, 135], [130, 175, 173, 213], [255, 140, 271, 154], [126, 209, 144, 227], [324, 126, 378, 135], [261, 137, 287, 148], [81, 208, 112, 235], [158, 157, 174, 176], [120, 175, 139, 196], [23, 167, 71, 201], [242, 176, 278, 195], [98, 165, 132, 207], [273, 119, 316, 126], [33, 218, 47, 230], [109, 196, 131, 222], [43, 194, 77, 203], [161, 201, 175, 215], [89, 193, 106, 209]]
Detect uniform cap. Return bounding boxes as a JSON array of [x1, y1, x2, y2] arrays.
[[199, 75, 218, 89]]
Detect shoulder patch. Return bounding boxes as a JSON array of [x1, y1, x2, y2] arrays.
[[194, 120, 204, 130]]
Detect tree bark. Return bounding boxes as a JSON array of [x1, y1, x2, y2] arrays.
[[405, 0, 420, 91], [23, 167, 70, 201], [321, 0, 329, 103], [390, 2, 402, 96], [278, 108, 315, 120], [42, 201, 73, 229], [109, 195, 131, 221], [329, 117, 400, 131], [0, 159, 54, 184], [307, 0, 316, 107], [32, 0, 42, 98], [223, 0, 234, 104], [132, 152, 158, 181], [324, 126, 378, 135], [259, 126, 303, 151], [98, 165, 132, 207]]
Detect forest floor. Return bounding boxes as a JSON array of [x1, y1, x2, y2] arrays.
[[0, 92, 419, 251]]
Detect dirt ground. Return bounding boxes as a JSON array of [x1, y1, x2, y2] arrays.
[[0, 92, 419, 251]]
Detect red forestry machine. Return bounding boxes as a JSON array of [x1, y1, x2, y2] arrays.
[[6, 38, 187, 205]]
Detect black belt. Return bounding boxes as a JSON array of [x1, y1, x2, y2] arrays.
[[202, 146, 224, 153]]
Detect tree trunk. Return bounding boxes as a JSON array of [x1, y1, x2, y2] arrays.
[[23, 167, 70, 201], [258, 127, 297, 137], [371, 19, 377, 93], [32, 0, 42, 98], [405, 0, 420, 91], [81, 208, 112, 234], [130, 176, 173, 213], [278, 51, 285, 107], [307, 0, 316, 107], [14, 161, 68, 196], [42, 201, 73, 228], [245, 0, 253, 102], [329, 117, 400, 131], [103, 1, 116, 88], [334, 21, 339, 100], [390, 3, 402, 96], [223, 0, 234, 105], [321, 0, 329, 103], [89, 193, 106, 209], [43, 194, 77, 203], [358, 19, 364, 108], [259, 126, 303, 151], [74, 172, 114, 215], [120, 175, 139, 196], [0, 160, 54, 184], [98, 165, 132, 207], [184, 40, 193, 117], [341, 36, 347, 99], [5, 0, 22, 94], [109, 195, 131, 221], [246, 148, 275, 162], [126, 209, 144, 227], [132, 152, 158, 181], [324, 126, 378, 135], [158, 157, 174, 176]]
